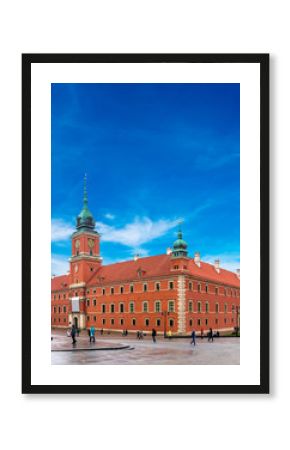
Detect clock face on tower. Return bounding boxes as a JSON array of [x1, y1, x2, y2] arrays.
[[88, 238, 94, 248]]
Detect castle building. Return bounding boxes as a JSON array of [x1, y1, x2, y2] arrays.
[[51, 178, 240, 335]]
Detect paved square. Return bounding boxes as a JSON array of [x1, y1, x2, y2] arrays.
[[51, 330, 240, 365]]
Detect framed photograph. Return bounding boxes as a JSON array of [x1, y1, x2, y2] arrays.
[[22, 53, 269, 394]]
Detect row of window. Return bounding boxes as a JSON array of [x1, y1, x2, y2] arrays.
[[52, 301, 238, 314], [52, 282, 239, 300], [85, 317, 235, 327], [52, 318, 67, 323], [86, 300, 238, 314], [52, 306, 67, 313], [51, 316, 235, 327], [189, 301, 237, 314], [88, 300, 175, 313], [189, 318, 235, 327], [86, 316, 175, 327]]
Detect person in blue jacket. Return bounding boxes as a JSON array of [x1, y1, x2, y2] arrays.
[[89, 326, 96, 343]]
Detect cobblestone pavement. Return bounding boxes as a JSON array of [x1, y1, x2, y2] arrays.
[[51, 330, 240, 365]]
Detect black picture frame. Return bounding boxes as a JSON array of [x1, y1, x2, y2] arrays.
[[22, 53, 269, 394]]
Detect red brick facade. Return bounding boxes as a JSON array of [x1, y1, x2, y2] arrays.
[[51, 224, 240, 336]]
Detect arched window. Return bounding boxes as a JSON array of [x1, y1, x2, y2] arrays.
[[129, 302, 135, 313], [119, 303, 124, 313], [169, 319, 174, 327], [143, 301, 148, 313], [188, 301, 193, 312], [205, 302, 209, 313], [155, 301, 161, 313], [224, 303, 228, 313], [197, 301, 201, 313], [215, 303, 219, 313], [110, 304, 115, 313], [198, 283, 201, 293], [102, 304, 106, 313], [168, 300, 175, 312], [145, 318, 150, 327], [131, 318, 136, 326]]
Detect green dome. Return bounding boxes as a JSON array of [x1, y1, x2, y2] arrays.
[[173, 230, 188, 250]]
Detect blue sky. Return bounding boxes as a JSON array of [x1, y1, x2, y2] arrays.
[[51, 83, 240, 275]]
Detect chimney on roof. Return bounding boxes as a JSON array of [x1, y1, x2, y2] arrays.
[[236, 268, 240, 278], [166, 247, 172, 255], [214, 259, 220, 273], [134, 254, 139, 261], [194, 252, 201, 267]]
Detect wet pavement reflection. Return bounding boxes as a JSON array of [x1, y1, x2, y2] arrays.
[[51, 330, 240, 365]]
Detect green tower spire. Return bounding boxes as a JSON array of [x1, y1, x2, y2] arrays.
[[83, 173, 88, 208], [172, 222, 188, 258], [76, 174, 95, 231]]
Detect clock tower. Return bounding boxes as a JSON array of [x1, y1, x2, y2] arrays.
[[69, 175, 102, 285]]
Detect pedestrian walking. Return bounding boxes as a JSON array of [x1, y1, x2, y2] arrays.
[[152, 328, 157, 343], [201, 328, 204, 339], [90, 325, 96, 343], [191, 329, 196, 346], [71, 324, 77, 344], [208, 327, 214, 342]]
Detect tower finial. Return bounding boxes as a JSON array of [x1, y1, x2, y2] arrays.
[[177, 218, 183, 238], [83, 173, 88, 208]]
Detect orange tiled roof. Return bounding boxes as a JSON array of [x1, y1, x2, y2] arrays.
[[51, 274, 70, 291], [88, 254, 240, 287]]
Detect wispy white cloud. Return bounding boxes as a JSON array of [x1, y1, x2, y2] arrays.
[[51, 219, 74, 242], [52, 215, 180, 249], [104, 213, 115, 220], [202, 252, 240, 273], [51, 254, 70, 276], [95, 217, 181, 248]]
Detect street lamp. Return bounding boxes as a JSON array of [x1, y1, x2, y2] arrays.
[[236, 305, 240, 335], [161, 311, 170, 338]]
